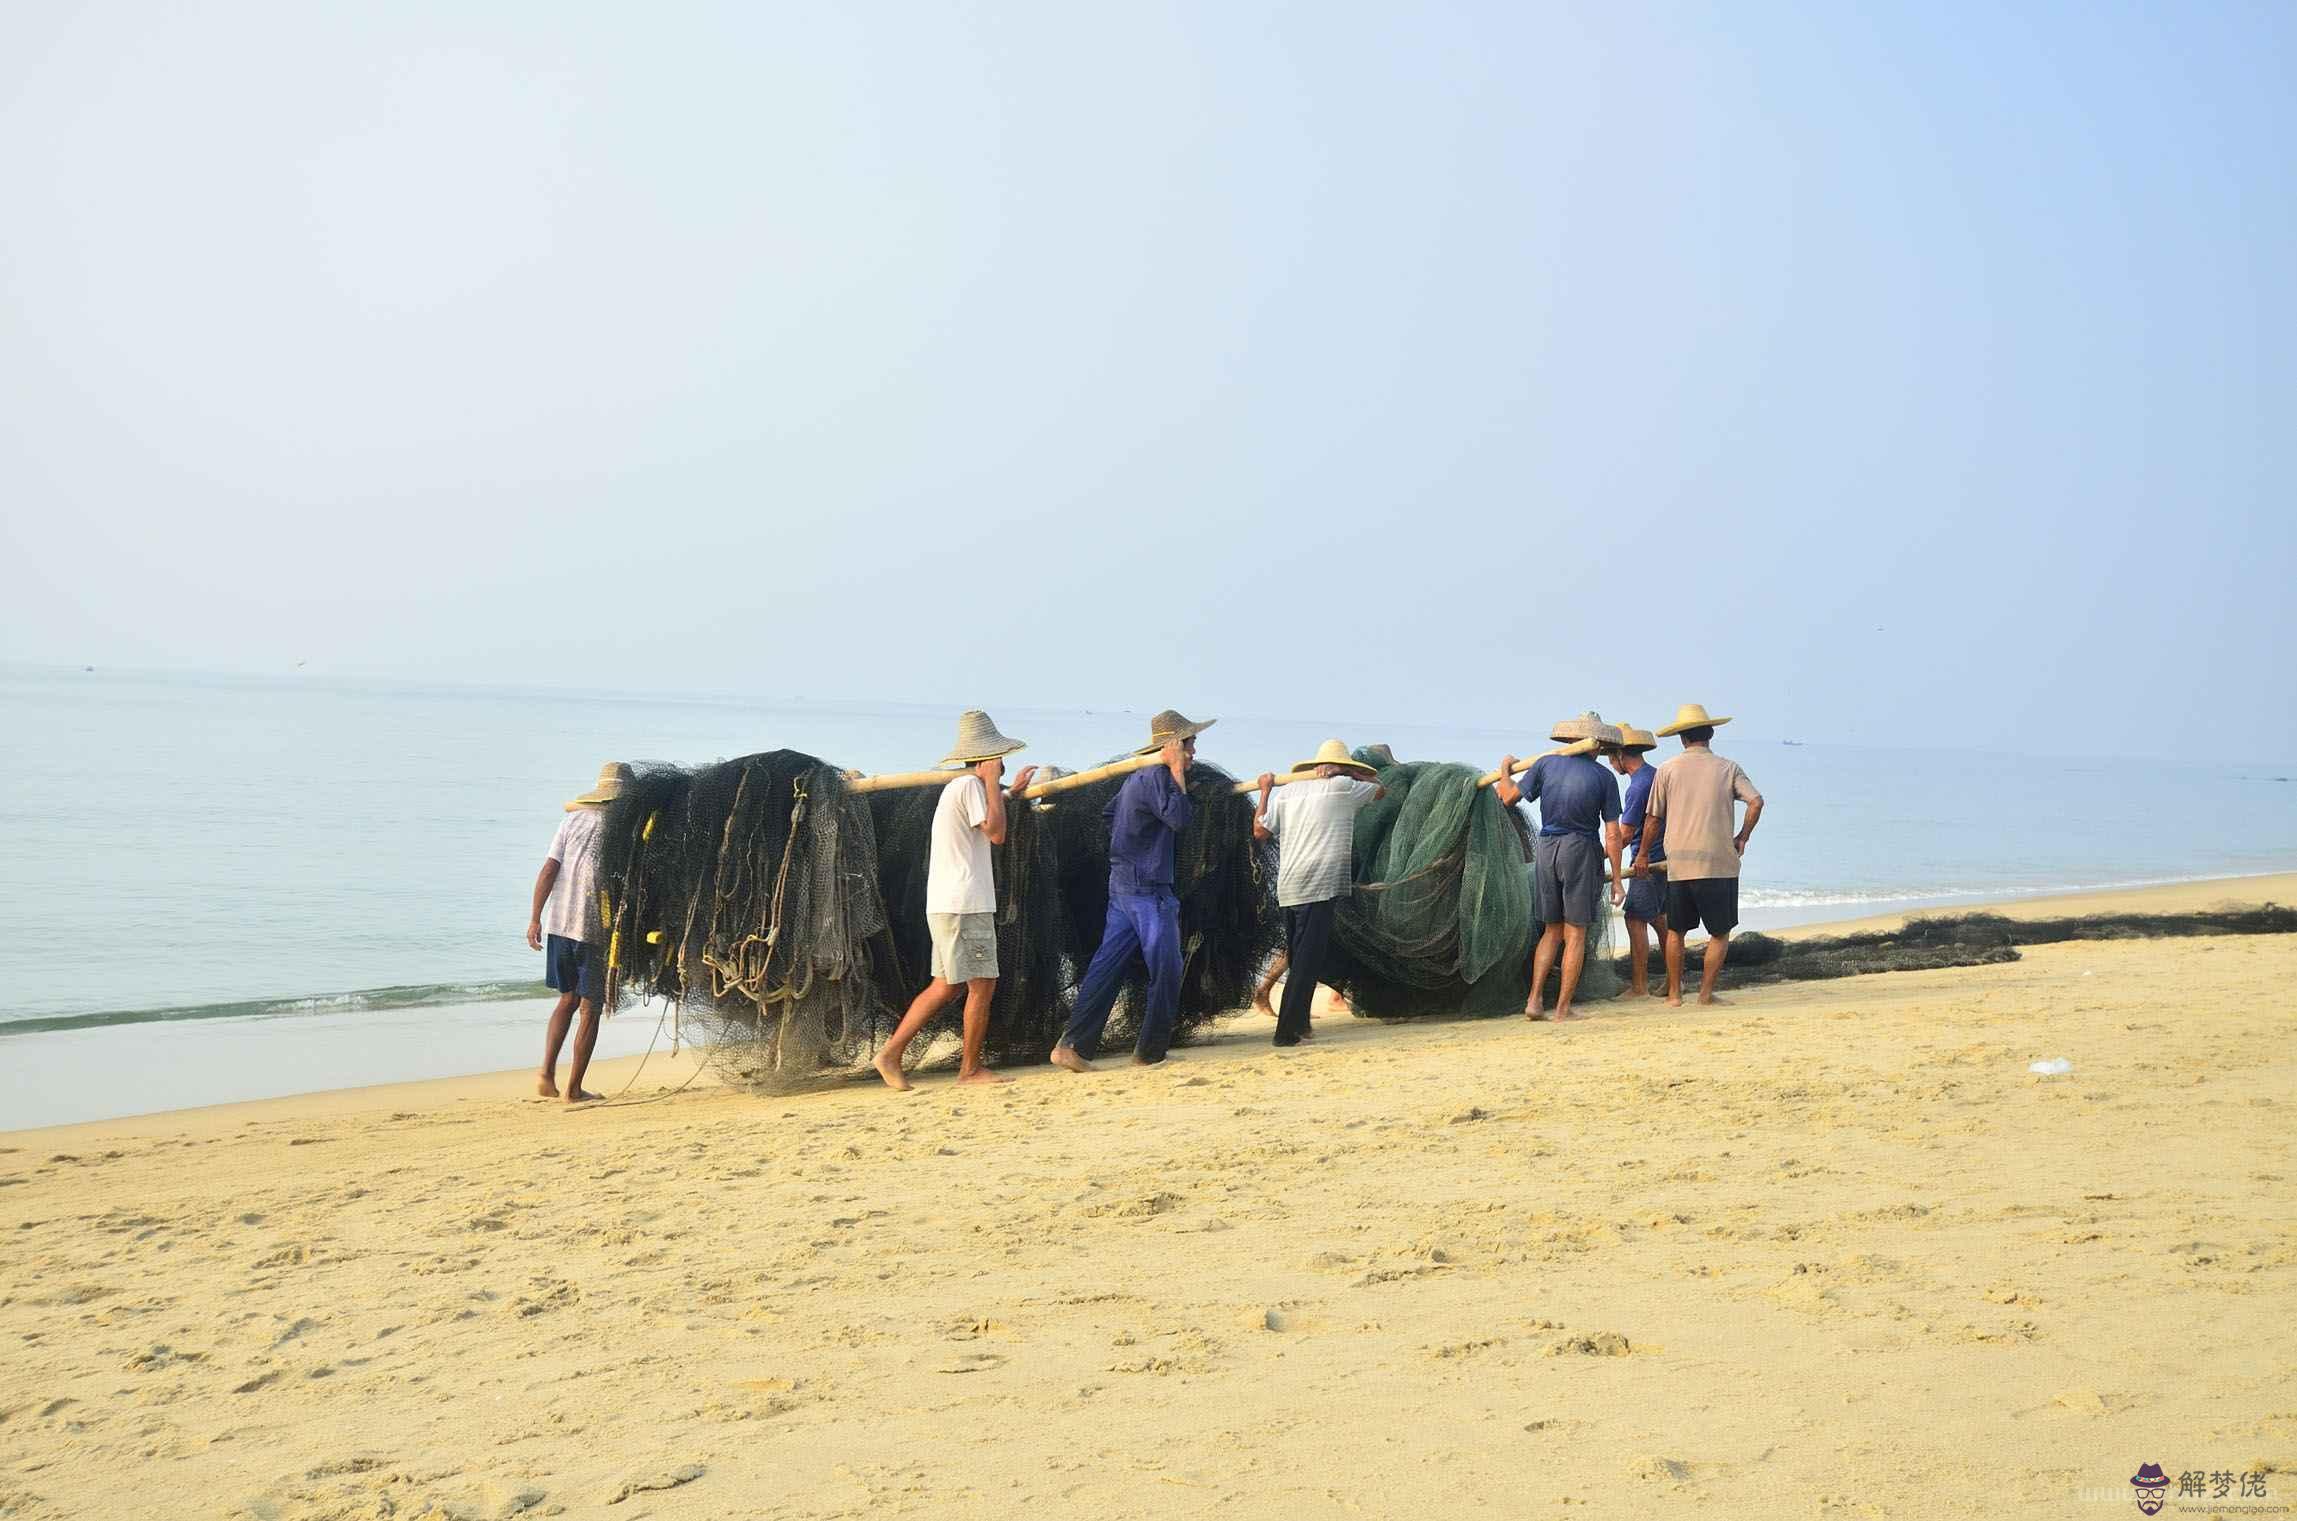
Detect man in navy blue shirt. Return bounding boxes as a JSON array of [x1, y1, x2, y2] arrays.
[[1607, 722, 1665, 998], [1496, 713, 1623, 1022], [1053, 709, 1216, 1070]]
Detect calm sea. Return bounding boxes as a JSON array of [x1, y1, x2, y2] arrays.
[[5, 665, 2293, 1127]]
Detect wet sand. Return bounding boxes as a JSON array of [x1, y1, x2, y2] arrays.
[[2, 876, 2291, 1518]]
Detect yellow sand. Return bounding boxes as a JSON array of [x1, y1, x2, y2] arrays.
[[4, 877, 2293, 1518]]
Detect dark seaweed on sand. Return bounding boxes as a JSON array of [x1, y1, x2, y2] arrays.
[[1708, 905, 2297, 989]]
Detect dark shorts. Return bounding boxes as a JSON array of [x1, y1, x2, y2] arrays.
[[1623, 858, 1666, 922], [1665, 878, 1740, 938], [545, 933, 606, 1002], [1533, 833, 1603, 927]]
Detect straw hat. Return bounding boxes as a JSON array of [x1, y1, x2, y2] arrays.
[[1549, 711, 1623, 748], [1134, 708, 1218, 755], [940, 710, 1028, 765], [1552, 737, 1602, 757], [1289, 738, 1378, 779], [1655, 703, 1733, 737], [1611, 722, 1659, 753], [566, 761, 634, 811]]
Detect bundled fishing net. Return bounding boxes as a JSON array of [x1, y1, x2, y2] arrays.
[[597, 750, 903, 1082], [1315, 750, 1622, 1018], [1712, 905, 2297, 989]]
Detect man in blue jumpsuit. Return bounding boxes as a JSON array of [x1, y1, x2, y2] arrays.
[[1052, 709, 1216, 1070]]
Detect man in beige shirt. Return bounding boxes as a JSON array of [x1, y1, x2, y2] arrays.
[[1638, 704, 1765, 1007]]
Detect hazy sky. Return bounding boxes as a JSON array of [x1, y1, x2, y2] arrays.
[[3, 3, 2290, 759]]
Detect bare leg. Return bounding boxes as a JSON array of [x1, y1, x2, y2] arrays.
[[955, 978, 1008, 1085], [1664, 929, 1686, 1006], [1253, 952, 1288, 1017], [1553, 923, 1588, 1020], [1527, 923, 1563, 1019], [874, 977, 957, 1091], [1624, 917, 1651, 997], [564, 998, 603, 1103], [538, 990, 579, 1096], [1697, 934, 1731, 1005]]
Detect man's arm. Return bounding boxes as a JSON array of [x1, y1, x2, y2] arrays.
[[1148, 762, 1194, 832], [527, 858, 561, 950], [1735, 795, 1764, 856], [1252, 773, 1276, 842], [1493, 755, 1523, 809], [975, 763, 1010, 847]]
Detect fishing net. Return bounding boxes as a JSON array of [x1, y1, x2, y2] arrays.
[[598, 751, 903, 1083], [1321, 752, 1622, 1017], [1713, 905, 2297, 989], [598, 751, 1279, 1077]]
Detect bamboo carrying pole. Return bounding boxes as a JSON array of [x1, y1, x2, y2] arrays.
[[842, 750, 1166, 800], [1225, 747, 1565, 796]]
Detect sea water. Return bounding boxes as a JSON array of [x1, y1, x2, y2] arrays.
[[5, 664, 2293, 1128]]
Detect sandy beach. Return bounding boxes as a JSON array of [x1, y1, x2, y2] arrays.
[[4, 876, 2292, 1519]]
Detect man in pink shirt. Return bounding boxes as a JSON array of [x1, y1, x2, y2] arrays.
[[1639, 704, 1765, 1007]]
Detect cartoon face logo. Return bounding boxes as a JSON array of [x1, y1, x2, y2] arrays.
[[2130, 1463, 2170, 1515]]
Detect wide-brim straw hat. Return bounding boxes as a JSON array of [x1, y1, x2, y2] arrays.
[[1134, 708, 1218, 755], [1289, 738, 1378, 778], [1549, 711, 1623, 748], [1552, 737, 1602, 757], [941, 710, 1028, 766], [1655, 703, 1733, 737], [1612, 723, 1659, 753], [566, 761, 634, 811]]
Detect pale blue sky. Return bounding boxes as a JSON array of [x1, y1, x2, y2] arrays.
[[2, 3, 2290, 760]]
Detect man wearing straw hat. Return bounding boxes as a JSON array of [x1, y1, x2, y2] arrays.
[[525, 762, 631, 1104], [1495, 714, 1623, 1022], [1641, 704, 1765, 1006], [1606, 723, 1667, 998], [1252, 740, 1385, 1047], [1052, 709, 1215, 1071], [872, 712, 1036, 1091]]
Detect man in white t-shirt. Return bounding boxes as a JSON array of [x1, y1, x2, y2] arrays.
[[873, 712, 1036, 1091], [526, 762, 630, 1105], [1252, 740, 1385, 1048]]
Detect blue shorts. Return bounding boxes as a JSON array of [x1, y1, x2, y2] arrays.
[[1623, 856, 1666, 921], [545, 934, 606, 1002]]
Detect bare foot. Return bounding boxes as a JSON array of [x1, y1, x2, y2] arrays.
[[536, 1075, 560, 1099], [1524, 1006, 1544, 1022], [1049, 1044, 1093, 1073], [1665, 993, 1683, 1007], [956, 1068, 1011, 1086], [565, 1089, 603, 1105], [1329, 993, 1351, 1013], [873, 1051, 913, 1091], [1697, 993, 1733, 1006], [1251, 990, 1274, 1016]]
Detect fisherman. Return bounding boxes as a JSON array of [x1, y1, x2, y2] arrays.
[[526, 762, 630, 1104], [1495, 713, 1623, 1022], [872, 712, 1036, 1091], [1606, 723, 1666, 997], [1251, 744, 1393, 1019], [1052, 709, 1216, 1070], [1252, 740, 1385, 1047], [1640, 704, 1765, 1006]]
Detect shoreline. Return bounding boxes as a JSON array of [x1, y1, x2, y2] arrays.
[[9, 871, 2289, 1143]]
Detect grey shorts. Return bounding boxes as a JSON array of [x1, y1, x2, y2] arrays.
[[1533, 833, 1603, 927], [928, 911, 999, 983]]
